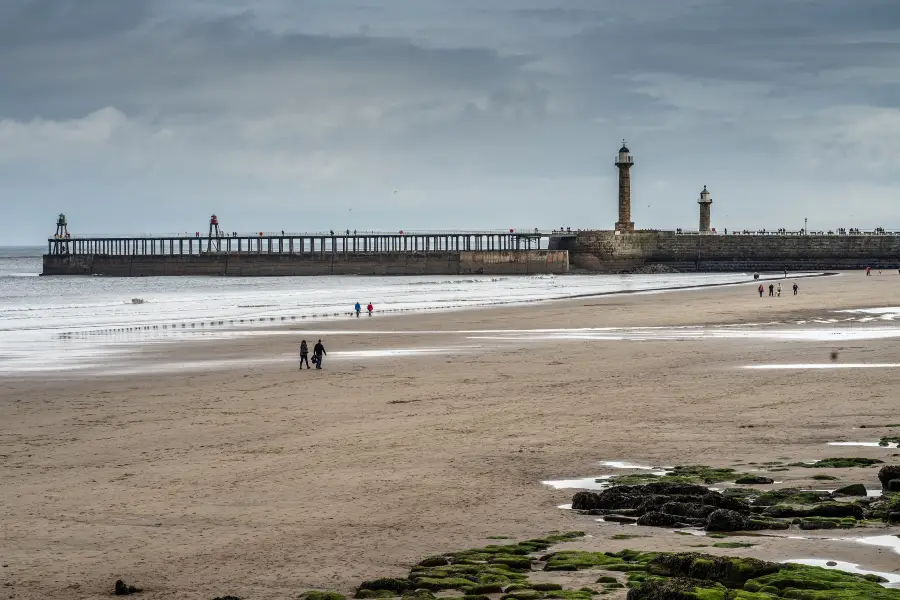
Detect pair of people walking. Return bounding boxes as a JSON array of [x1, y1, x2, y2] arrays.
[[354, 302, 374, 317], [299, 339, 326, 370]]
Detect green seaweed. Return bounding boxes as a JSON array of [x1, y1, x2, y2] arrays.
[[301, 593, 347, 600], [753, 488, 831, 506], [880, 437, 900, 447], [356, 591, 396, 599], [625, 552, 900, 599], [711, 542, 755, 549], [811, 474, 839, 481]]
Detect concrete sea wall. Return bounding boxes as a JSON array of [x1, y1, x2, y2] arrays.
[[559, 231, 900, 272], [42, 251, 569, 276]]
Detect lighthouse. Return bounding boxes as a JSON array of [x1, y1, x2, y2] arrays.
[[698, 186, 712, 232], [615, 141, 634, 232]]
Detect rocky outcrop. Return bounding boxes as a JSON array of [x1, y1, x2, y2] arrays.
[[878, 465, 900, 490]]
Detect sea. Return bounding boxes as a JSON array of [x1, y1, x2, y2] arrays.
[[0, 246, 809, 375]]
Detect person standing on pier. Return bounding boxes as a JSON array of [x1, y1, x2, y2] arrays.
[[355, 302, 361, 318], [313, 339, 326, 369], [299, 340, 310, 370]]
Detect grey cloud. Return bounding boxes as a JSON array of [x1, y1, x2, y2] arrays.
[[3, 0, 900, 243]]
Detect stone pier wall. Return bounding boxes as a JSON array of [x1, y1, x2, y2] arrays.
[[560, 230, 900, 272], [42, 251, 569, 276]]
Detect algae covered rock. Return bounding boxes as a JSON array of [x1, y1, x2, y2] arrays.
[[647, 553, 780, 587], [733, 475, 774, 485], [417, 556, 450, 568], [357, 579, 410, 595], [501, 591, 543, 600], [704, 509, 747, 532], [400, 590, 436, 600], [356, 591, 397, 599], [624, 578, 731, 599], [889, 480, 900, 492], [878, 465, 900, 489], [753, 488, 830, 506], [302, 592, 346, 600], [796, 457, 883, 468], [832, 483, 868, 497]]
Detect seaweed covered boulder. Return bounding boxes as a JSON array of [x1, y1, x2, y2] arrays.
[[625, 578, 732, 600], [704, 509, 748, 532], [646, 553, 780, 587], [627, 552, 900, 599], [832, 483, 868, 497], [572, 483, 774, 531], [878, 465, 900, 490], [733, 475, 774, 485]]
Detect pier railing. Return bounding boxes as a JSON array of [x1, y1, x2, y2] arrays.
[[47, 230, 572, 257], [673, 228, 899, 236]]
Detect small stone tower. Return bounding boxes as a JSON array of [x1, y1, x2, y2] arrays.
[[615, 141, 634, 232], [698, 185, 712, 232]]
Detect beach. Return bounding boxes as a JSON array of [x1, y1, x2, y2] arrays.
[[2, 272, 900, 598]]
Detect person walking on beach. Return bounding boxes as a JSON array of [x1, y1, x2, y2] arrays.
[[367, 302, 374, 317], [768, 283, 774, 297], [758, 284, 764, 297], [354, 302, 361, 318], [866, 266, 871, 276], [313, 339, 326, 369], [793, 282, 799, 296], [299, 339, 310, 370], [776, 282, 782, 297]]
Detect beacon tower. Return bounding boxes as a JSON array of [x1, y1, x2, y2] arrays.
[[698, 185, 712, 232], [615, 141, 634, 232]]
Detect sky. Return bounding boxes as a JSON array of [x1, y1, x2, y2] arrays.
[[2, 0, 900, 244]]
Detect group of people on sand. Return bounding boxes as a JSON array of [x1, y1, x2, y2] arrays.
[[865, 266, 900, 276], [758, 281, 798, 297]]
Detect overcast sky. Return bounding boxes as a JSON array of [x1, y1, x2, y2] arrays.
[[2, 0, 899, 243]]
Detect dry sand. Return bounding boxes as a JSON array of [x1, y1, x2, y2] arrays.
[[2, 272, 900, 599]]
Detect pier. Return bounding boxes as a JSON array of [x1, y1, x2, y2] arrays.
[[43, 218, 572, 276], [49, 230, 565, 257]]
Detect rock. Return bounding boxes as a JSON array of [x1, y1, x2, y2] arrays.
[[601, 514, 639, 524], [827, 561, 838, 566], [705, 509, 747, 532], [417, 556, 450, 567], [401, 590, 436, 600], [889, 512, 900, 524], [636, 512, 681, 527], [734, 475, 774, 485], [358, 579, 410, 595], [877, 465, 900, 489], [889, 479, 900, 492], [114, 580, 141, 596], [832, 484, 868, 497]]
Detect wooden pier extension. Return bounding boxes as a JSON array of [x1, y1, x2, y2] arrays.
[[43, 230, 571, 276]]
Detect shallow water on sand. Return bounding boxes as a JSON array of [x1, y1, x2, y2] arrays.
[[0, 267, 807, 375]]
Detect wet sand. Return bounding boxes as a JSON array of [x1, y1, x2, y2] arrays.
[[2, 272, 900, 599]]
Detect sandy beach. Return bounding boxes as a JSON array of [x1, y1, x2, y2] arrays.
[[3, 272, 900, 599]]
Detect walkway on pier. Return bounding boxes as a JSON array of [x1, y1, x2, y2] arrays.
[[49, 230, 573, 257]]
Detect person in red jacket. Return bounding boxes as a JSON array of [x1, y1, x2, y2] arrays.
[[367, 302, 374, 317]]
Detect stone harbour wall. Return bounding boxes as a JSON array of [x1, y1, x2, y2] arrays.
[[42, 251, 569, 277], [559, 230, 900, 272]]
